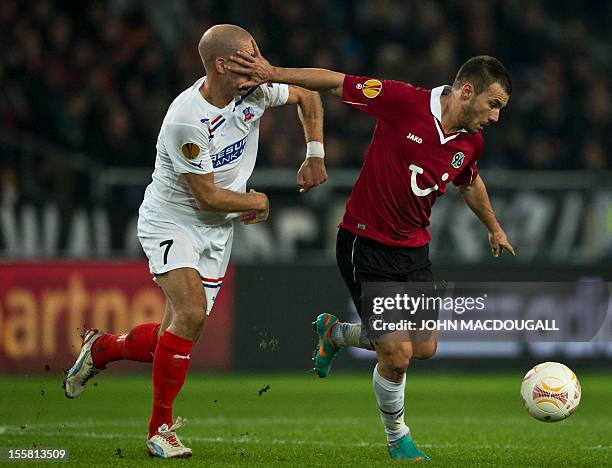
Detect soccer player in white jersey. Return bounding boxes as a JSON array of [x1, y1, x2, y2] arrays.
[[64, 24, 327, 459]]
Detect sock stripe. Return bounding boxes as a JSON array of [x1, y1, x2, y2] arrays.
[[378, 406, 405, 417]]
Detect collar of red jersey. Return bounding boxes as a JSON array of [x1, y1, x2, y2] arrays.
[[430, 85, 468, 134]]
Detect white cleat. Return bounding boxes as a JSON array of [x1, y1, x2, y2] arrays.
[[147, 417, 192, 459], [64, 329, 104, 399]]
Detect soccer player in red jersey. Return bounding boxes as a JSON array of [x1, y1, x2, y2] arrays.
[[228, 44, 515, 461]]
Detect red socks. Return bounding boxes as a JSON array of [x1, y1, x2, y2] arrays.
[[91, 322, 160, 368], [148, 331, 193, 437], [89, 324, 193, 438]]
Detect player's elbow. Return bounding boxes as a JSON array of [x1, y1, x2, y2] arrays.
[[185, 172, 222, 211], [295, 87, 322, 117], [330, 83, 344, 97], [296, 87, 320, 102], [194, 197, 213, 211], [193, 198, 206, 211], [197, 197, 223, 212], [456, 183, 473, 195], [194, 186, 223, 212]]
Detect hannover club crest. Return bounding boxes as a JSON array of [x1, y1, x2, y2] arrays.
[[451, 151, 465, 169]]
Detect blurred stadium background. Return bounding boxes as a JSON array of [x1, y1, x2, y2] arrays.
[[1, 2, 611, 465], [1, 0, 611, 376]]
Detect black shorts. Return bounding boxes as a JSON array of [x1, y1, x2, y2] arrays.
[[336, 227, 434, 318]]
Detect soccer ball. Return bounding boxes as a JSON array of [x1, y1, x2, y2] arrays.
[[520, 362, 581, 422]]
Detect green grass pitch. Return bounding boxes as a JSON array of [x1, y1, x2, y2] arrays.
[[1, 372, 611, 466]]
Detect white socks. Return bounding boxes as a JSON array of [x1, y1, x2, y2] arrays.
[[372, 364, 409, 442], [331, 322, 374, 350]]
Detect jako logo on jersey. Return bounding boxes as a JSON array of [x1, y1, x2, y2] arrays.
[[451, 151, 465, 169], [409, 164, 449, 197], [243, 106, 254, 122], [360, 79, 382, 98], [407, 133, 423, 144], [211, 137, 247, 168]]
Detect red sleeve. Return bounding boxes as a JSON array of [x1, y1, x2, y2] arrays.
[[341, 75, 417, 121], [453, 135, 483, 186]]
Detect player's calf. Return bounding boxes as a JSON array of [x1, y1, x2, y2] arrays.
[[331, 322, 375, 350], [91, 323, 161, 368]]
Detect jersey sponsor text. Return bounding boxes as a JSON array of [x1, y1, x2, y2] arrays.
[[211, 137, 247, 169]]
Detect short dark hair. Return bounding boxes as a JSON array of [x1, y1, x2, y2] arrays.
[[453, 55, 512, 95]]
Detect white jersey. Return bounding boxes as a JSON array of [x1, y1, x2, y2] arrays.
[[140, 77, 289, 225]]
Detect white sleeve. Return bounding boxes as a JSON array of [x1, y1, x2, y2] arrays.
[[163, 123, 213, 174], [261, 83, 289, 108]]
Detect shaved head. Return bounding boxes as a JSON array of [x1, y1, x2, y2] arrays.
[[198, 24, 253, 72]]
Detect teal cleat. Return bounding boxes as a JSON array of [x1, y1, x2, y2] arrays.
[[388, 434, 430, 461], [311, 313, 340, 378]]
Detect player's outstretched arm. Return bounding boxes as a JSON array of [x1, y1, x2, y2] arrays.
[[185, 172, 269, 224], [284, 86, 328, 193], [456, 175, 516, 257], [227, 40, 345, 96]]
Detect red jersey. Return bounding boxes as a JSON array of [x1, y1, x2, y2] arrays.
[[339, 75, 484, 247]]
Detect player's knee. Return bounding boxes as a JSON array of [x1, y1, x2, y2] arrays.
[[176, 285, 206, 311], [391, 351, 412, 372], [184, 305, 206, 329], [413, 341, 437, 360], [171, 306, 206, 338], [171, 294, 207, 332], [379, 346, 412, 373]]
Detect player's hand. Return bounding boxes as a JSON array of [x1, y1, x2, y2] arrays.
[[297, 158, 327, 193], [488, 228, 516, 257], [240, 189, 269, 224], [227, 40, 275, 89]]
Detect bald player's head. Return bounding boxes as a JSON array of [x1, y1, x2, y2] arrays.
[[198, 24, 253, 73]]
